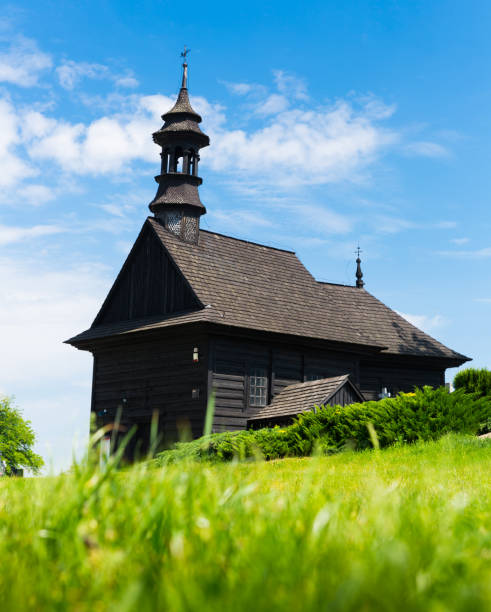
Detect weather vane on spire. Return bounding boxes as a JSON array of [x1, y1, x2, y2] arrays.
[[180, 47, 190, 88], [181, 46, 190, 63]]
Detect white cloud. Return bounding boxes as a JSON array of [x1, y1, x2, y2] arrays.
[[17, 93, 223, 176], [358, 95, 396, 120], [273, 70, 308, 101], [367, 217, 457, 235], [17, 184, 56, 206], [451, 237, 469, 245], [474, 298, 491, 304], [371, 215, 415, 234], [405, 141, 449, 158], [254, 93, 290, 116], [0, 36, 52, 87], [0, 63, 396, 191], [56, 60, 109, 90], [115, 75, 139, 88], [438, 247, 491, 258], [223, 81, 261, 96], [116, 240, 134, 255], [56, 60, 140, 90], [0, 98, 37, 188], [101, 203, 128, 218], [279, 202, 352, 234], [223, 71, 307, 102], [207, 99, 396, 186], [24, 100, 158, 173], [397, 312, 446, 333], [210, 209, 275, 233], [435, 220, 457, 229], [0, 223, 63, 245]]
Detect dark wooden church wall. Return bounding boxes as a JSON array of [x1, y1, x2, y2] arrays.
[[273, 350, 302, 395], [304, 353, 358, 383], [210, 338, 269, 431], [273, 351, 358, 396], [359, 359, 444, 400], [210, 336, 360, 431], [92, 330, 209, 441], [96, 225, 199, 325]]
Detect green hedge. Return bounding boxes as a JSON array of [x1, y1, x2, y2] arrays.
[[454, 368, 491, 397], [156, 386, 491, 465], [454, 368, 491, 433]]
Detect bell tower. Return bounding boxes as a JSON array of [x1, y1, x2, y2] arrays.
[[149, 52, 210, 243]]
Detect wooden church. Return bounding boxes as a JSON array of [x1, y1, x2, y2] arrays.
[[67, 60, 470, 447]]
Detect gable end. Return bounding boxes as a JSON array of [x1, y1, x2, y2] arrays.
[[93, 221, 202, 326]]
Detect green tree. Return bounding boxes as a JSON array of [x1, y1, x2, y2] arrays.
[[0, 396, 44, 475]]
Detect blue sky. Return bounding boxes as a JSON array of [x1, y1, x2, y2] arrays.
[[1, 1, 490, 472]]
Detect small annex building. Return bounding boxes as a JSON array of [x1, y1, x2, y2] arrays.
[[67, 60, 470, 451], [248, 375, 365, 428]]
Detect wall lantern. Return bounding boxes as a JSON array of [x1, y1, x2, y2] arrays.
[[193, 347, 199, 363]]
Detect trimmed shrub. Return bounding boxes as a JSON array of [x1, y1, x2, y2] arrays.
[[454, 368, 491, 432], [454, 368, 491, 397], [156, 386, 491, 465]]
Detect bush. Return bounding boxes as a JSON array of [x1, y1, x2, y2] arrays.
[[454, 368, 491, 397], [454, 368, 491, 432], [156, 386, 491, 465]]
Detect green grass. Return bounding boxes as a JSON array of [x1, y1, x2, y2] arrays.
[[1, 435, 490, 611]]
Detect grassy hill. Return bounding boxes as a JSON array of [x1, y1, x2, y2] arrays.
[[0, 434, 490, 611]]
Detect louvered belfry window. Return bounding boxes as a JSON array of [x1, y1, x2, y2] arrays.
[[249, 367, 268, 407]]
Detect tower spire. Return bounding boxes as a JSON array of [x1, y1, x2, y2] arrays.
[[355, 246, 365, 289], [148, 52, 209, 244], [180, 46, 190, 88]]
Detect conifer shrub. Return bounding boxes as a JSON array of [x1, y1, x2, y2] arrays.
[[454, 368, 491, 397], [454, 368, 491, 432], [156, 386, 491, 465]]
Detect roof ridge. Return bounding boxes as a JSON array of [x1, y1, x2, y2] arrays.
[[317, 281, 357, 288], [276, 374, 349, 392], [198, 228, 296, 254]]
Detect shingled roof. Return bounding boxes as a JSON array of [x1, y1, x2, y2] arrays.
[[67, 218, 469, 364], [248, 375, 365, 423], [316, 282, 464, 359]]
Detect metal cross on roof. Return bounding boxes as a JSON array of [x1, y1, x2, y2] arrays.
[[181, 46, 190, 62], [355, 245, 362, 259]]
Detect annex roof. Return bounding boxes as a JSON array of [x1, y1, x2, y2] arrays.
[[67, 217, 469, 363], [248, 375, 364, 422]]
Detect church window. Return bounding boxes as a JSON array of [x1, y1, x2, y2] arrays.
[[249, 367, 268, 407]]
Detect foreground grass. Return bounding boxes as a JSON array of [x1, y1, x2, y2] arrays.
[[0, 435, 490, 611]]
